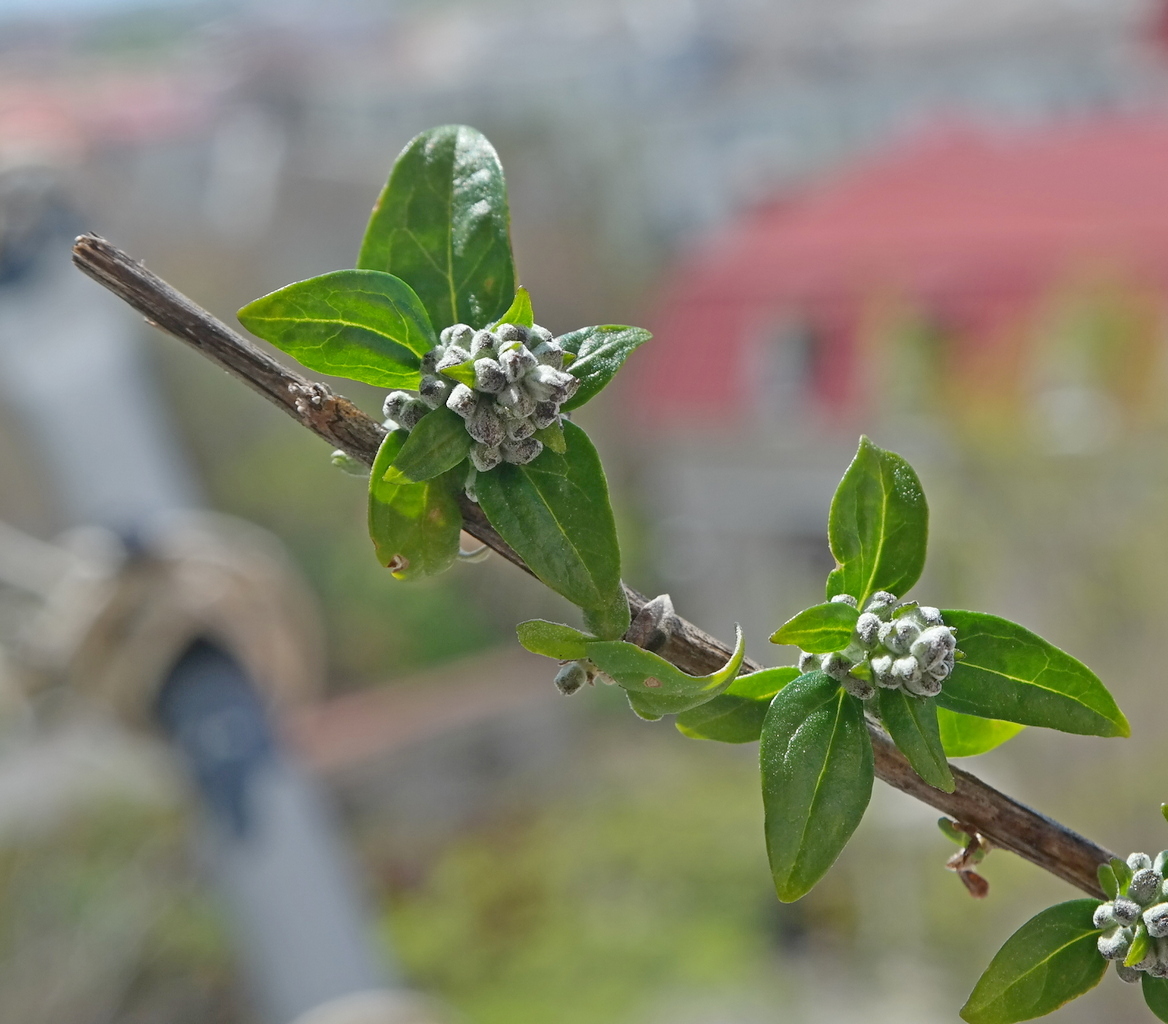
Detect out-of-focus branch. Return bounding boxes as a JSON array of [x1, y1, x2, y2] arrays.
[[71, 232, 1115, 898]]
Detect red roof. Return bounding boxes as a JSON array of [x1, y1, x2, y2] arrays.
[[632, 116, 1168, 426]]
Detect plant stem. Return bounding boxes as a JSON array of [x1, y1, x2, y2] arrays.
[[71, 232, 1114, 898]]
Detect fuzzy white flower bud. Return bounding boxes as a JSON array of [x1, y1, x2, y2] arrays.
[[820, 652, 853, 680], [911, 626, 955, 670], [447, 324, 473, 346], [497, 323, 528, 344], [398, 399, 429, 430], [1113, 898, 1142, 927], [1116, 962, 1143, 984], [554, 661, 589, 695], [470, 443, 502, 473], [446, 383, 478, 419], [1131, 868, 1162, 905], [1145, 904, 1168, 939], [532, 401, 559, 430], [1148, 956, 1168, 980], [501, 436, 543, 465], [473, 358, 508, 394], [1156, 851, 1168, 876], [436, 346, 470, 372], [870, 654, 895, 686], [467, 403, 505, 447], [1129, 853, 1154, 873], [497, 384, 536, 419], [798, 652, 818, 674], [1098, 926, 1133, 960], [866, 591, 898, 613], [1094, 903, 1118, 929], [418, 375, 451, 408], [531, 339, 565, 369], [506, 417, 536, 441], [904, 671, 942, 697], [383, 390, 413, 420], [500, 345, 538, 382], [830, 594, 859, 608], [470, 330, 498, 357], [841, 674, 875, 701], [919, 606, 943, 625], [855, 612, 881, 648]]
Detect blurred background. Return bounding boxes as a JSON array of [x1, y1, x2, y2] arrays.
[[2, 0, 1168, 1021]]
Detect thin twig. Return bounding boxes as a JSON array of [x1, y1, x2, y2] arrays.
[[72, 233, 1114, 898]]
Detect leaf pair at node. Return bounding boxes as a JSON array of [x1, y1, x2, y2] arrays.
[[236, 125, 651, 637], [735, 436, 1127, 904]]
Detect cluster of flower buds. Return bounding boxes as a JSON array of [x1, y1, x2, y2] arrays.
[[798, 591, 958, 701], [1096, 851, 1168, 982], [382, 321, 579, 474]]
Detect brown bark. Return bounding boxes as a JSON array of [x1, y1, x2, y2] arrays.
[[72, 232, 1114, 898]]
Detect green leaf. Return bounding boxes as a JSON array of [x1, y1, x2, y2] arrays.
[[534, 422, 566, 454], [238, 270, 434, 388], [961, 900, 1105, 1024], [939, 818, 968, 845], [586, 626, 747, 721], [937, 708, 1026, 757], [824, 436, 928, 606], [1126, 924, 1151, 967], [476, 420, 628, 639], [1097, 863, 1118, 900], [676, 667, 799, 743], [368, 430, 462, 579], [770, 601, 858, 653], [358, 125, 515, 329], [935, 611, 1129, 738], [515, 619, 594, 661], [761, 672, 874, 902], [557, 325, 653, 412], [491, 286, 534, 329], [1143, 974, 1168, 1023], [382, 406, 472, 484], [438, 358, 478, 387], [1161, 803, 1168, 825], [877, 689, 953, 792], [1112, 857, 1134, 895]]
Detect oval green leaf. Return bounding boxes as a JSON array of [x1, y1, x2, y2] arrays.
[[675, 666, 799, 743], [937, 708, 1026, 757], [492, 286, 534, 329], [960, 900, 1105, 1024], [877, 689, 954, 792], [586, 625, 746, 721], [1143, 974, 1168, 1022], [761, 672, 874, 902], [935, 611, 1129, 738], [533, 422, 566, 454], [368, 430, 462, 579], [516, 619, 594, 661], [239, 270, 434, 389], [770, 601, 859, 653], [825, 436, 928, 606], [358, 125, 515, 330], [383, 406, 472, 484], [475, 420, 628, 639], [1097, 863, 1119, 900], [557, 325, 653, 412]]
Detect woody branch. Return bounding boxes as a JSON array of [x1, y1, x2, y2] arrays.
[[71, 232, 1114, 898]]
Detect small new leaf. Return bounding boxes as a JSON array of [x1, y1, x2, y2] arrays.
[[961, 900, 1106, 1024], [491, 286, 534, 329], [761, 672, 874, 902], [825, 436, 928, 606], [557, 325, 653, 411], [770, 601, 859, 653], [676, 666, 799, 744], [534, 422, 566, 454], [585, 625, 747, 720], [358, 125, 515, 329], [937, 708, 1026, 757], [438, 358, 478, 387], [476, 421, 628, 639], [935, 611, 1129, 738], [383, 407, 473, 484], [368, 430, 462, 579], [1125, 924, 1151, 968], [238, 270, 434, 388], [877, 688, 954, 792], [1097, 862, 1119, 900], [516, 619, 595, 661]]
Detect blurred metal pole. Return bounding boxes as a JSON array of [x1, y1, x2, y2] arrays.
[[0, 185, 433, 1023]]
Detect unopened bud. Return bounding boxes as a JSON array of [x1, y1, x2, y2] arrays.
[[470, 330, 498, 356], [830, 594, 859, 608], [1116, 962, 1143, 984], [904, 671, 942, 697], [1129, 853, 1154, 872], [870, 654, 895, 686], [469, 443, 502, 473], [506, 417, 536, 441], [467, 404, 505, 447], [911, 627, 953, 669], [866, 591, 898, 612], [529, 324, 554, 345], [1113, 898, 1141, 926], [919, 606, 943, 625], [821, 652, 853, 681], [501, 437, 543, 465], [855, 612, 881, 647], [531, 339, 565, 369], [1131, 868, 1162, 905], [1098, 926, 1133, 960], [798, 652, 818, 674], [1145, 904, 1168, 939], [532, 401, 560, 429], [841, 674, 875, 701], [418, 374, 450, 408], [1155, 851, 1168, 876], [398, 399, 429, 430], [330, 450, 367, 476], [497, 323, 528, 344], [891, 656, 921, 686], [1149, 956, 1168, 979], [383, 390, 413, 420], [436, 346, 470, 372], [500, 345, 538, 382], [554, 661, 589, 695], [473, 358, 508, 394], [446, 383, 478, 419], [1095, 903, 1119, 929], [497, 384, 536, 419]]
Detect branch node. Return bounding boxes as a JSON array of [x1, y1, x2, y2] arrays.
[[625, 593, 679, 653]]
